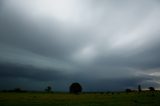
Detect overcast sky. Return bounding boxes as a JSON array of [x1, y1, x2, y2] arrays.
[[0, 0, 160, 91]]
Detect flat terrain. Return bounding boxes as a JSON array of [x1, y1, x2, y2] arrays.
[[0, 92, 160, 106]]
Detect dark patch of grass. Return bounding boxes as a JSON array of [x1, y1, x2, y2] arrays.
[[0, 92, 160, 106]]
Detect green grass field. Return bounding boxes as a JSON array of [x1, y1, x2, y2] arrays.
[[0, 92, 160, 106]]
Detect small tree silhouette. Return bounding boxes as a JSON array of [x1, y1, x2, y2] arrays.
[[45, 86, 52, 92], [69, 82, 82, 94], [138, 85, 142, 92], [148, 87, 155, 91]]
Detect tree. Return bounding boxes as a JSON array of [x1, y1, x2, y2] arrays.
[[45, 86, 52, 92], [69, 82, 82, 94], [148, 87, 155, 91], [138, 85, 142, 92]]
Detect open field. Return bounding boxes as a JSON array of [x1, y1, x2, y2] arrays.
[[0, 92, 160, 106]]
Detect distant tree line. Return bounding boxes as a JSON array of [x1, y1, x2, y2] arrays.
[[1, 88, 27, 93], [125, 85, 156, 93], [0, 83, 157, 94]]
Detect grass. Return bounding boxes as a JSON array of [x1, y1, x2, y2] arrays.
[[0, 92, 160, 106]]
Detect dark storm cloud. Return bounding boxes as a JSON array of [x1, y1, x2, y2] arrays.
[[81, 77, 152, 91], [0, 63, 69, 81], [0, 0, 160, 91]]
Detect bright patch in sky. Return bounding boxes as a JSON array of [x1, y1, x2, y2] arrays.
[[4, 0, 82, 24], [34, 0, 78, 22]]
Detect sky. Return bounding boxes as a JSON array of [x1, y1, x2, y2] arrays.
[[0, 0, 160, 92]]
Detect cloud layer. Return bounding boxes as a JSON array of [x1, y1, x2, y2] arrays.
[[0, 0, 160, 91]]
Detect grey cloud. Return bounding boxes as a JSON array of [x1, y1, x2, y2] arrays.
[[0, 10, 90, 61], [0, 63, 69, 81], [0, 0, 160, 91]]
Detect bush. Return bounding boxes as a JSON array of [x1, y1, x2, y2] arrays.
[[148, 87, 155, 91], [125, 89, 132, 93]]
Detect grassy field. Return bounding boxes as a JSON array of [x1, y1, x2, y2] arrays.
[[0, 92, 160, 106]]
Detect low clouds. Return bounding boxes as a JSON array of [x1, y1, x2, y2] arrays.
[[0, 0, 160, 91]]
